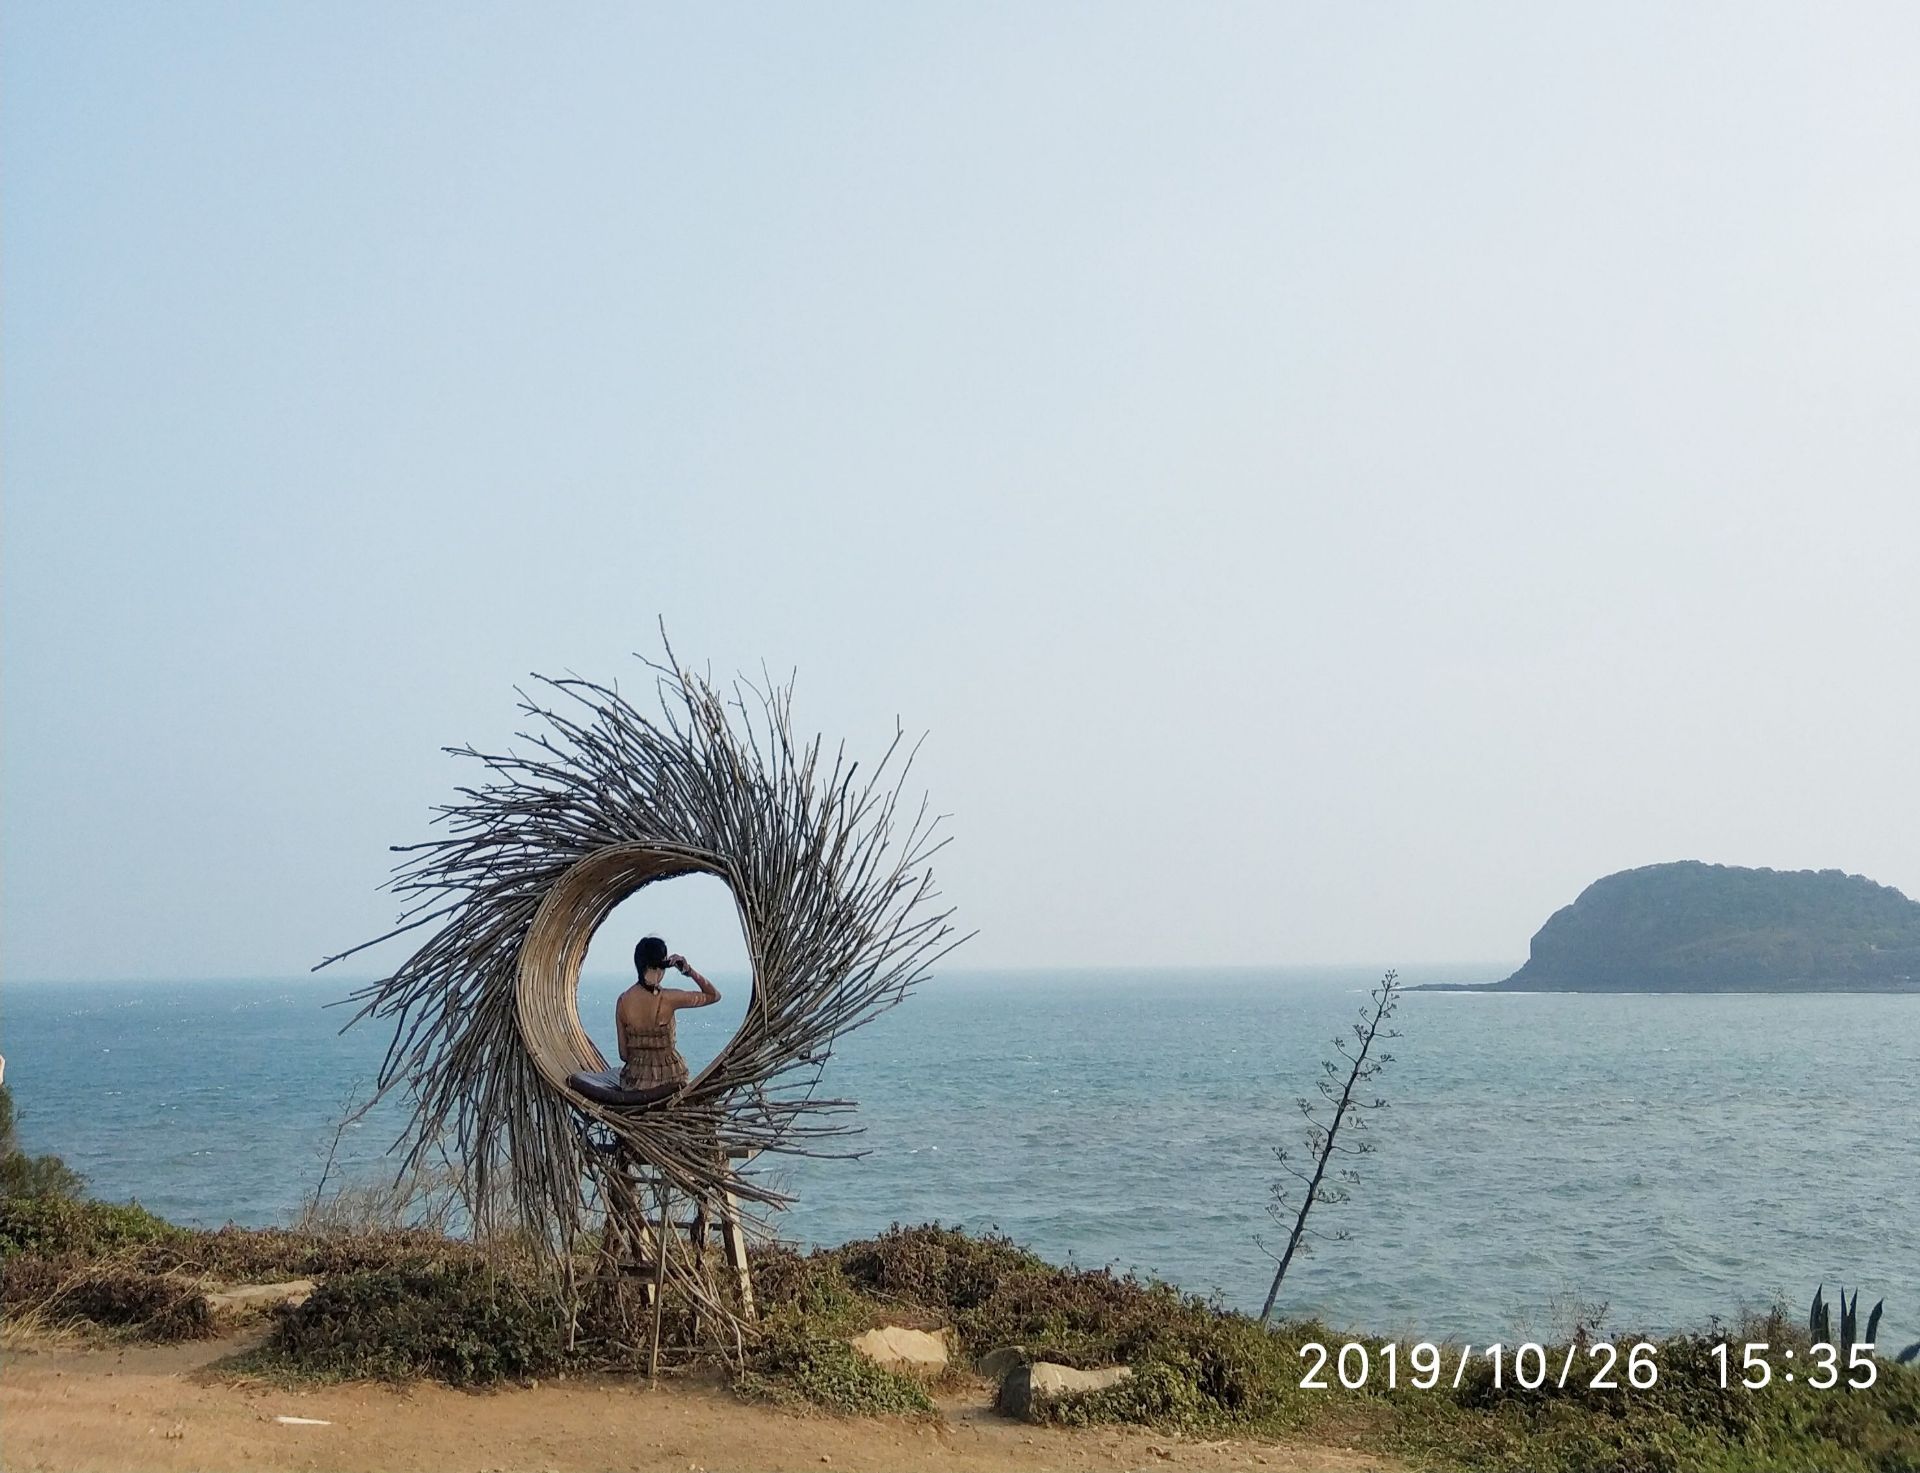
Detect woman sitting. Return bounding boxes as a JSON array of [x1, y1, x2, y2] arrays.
[[615, 935, 721, 1093]]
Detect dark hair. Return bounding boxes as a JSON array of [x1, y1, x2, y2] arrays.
[[634, 936, 670, 980]]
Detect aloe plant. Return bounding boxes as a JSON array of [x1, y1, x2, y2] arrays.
[[1809, 1285, 1889, 1362]]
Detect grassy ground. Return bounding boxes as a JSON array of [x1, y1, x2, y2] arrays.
[[3, 1198, 1914, 1472]]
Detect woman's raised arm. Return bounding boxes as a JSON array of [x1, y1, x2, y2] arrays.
[[667, 955, 722, 1007]]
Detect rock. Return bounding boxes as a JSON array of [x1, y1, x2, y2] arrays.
[[996, 1361, 1132, 1420], [975, 1344, 1029, 1381], [207, 1280, 315, 1316], [848, 1326, 950, 1373]]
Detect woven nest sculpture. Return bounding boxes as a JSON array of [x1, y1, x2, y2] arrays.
[[322, 652, 961, 1337]]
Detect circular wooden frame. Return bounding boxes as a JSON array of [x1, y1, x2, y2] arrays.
[[329, 653, 962, 1292], [513, 842, 731, 1099]]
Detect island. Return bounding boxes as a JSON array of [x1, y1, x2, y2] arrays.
[[1426, 861, 1920, 993]]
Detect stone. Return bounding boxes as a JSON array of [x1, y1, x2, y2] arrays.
[[207, 1280, 315, 1316], [996, 1361, 1132, 1420], [974, 1344, 1029, 1381], [847, 1326, 950, 1372]]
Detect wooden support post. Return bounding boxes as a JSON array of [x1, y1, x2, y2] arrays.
[[720, 1183, 756, 1323], [608, 1147, 760, 1371], [687, 1200, 710, 1346], [647, 1183, 672, 1379], [721, 1145, 758, 1323]]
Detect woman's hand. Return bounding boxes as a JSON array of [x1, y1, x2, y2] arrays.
[[668, 953, 690, 974]]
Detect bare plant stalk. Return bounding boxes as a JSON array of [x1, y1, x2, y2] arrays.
[[303, 1075, 374, 1224], [1258, 969, 1402, 1326]]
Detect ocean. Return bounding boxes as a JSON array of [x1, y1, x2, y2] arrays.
[[5, 968, 1917, 1351]]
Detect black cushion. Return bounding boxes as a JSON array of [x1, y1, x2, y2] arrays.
[[565, 1069, 679, 1108]]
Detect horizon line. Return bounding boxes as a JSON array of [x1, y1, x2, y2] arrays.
[[2, 959, 1521, 987]]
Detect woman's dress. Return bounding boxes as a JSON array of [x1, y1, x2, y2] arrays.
[[620, 1011, 690, 1092]]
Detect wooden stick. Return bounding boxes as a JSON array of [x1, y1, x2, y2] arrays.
[[648, 1182, 672, 1381]]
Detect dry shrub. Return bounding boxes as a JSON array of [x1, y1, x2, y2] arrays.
[[138, 1224, 485, 1282], [1, 1256, 213, 1341], [294, 1166, 464, 1238]]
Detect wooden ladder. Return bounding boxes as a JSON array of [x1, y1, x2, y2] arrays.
[[606, 1147, 758, 1352]]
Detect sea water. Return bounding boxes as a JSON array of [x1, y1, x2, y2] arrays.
[[4, 969, 1916, 1350]]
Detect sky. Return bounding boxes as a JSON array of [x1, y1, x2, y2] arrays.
[[4, 3, 1917, 984]]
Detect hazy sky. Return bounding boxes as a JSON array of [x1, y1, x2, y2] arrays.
[[5, 4, 1917, 984]]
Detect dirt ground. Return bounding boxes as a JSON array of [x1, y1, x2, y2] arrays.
[[0, 1333, 1401, 1473]]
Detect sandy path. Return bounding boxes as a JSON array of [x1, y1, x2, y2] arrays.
[[0, 1336, 1399, 1473]]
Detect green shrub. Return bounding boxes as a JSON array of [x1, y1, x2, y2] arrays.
[[782, 1224, 1294, 1426], [819, 1224, 1222, 1362], [1452, 1333, 1757, 1439], [0, 1195, 182, 1258], [764, 1225, 1920, 1471], [1038, 1360, 1212, 1429], [0, 1082, 86, 1201], [262, 1262, 566, 1385], [741, 1317, 933, 1416], [834, 1223, 1048, 1320], [0, 1150, 86, 1200], [1382, 1339, 1920, 1473], [750, 1244, 865, 1330]]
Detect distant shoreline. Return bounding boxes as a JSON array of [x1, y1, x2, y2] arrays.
[[1413, 981, 1920, 995], [1457, 862, 1920, 997]]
